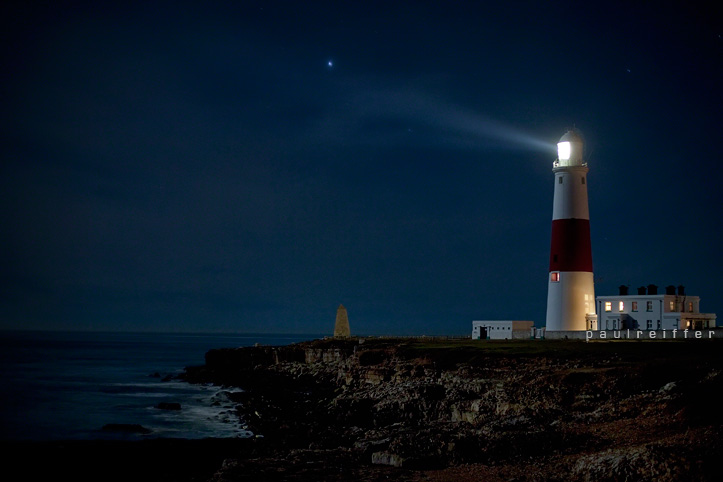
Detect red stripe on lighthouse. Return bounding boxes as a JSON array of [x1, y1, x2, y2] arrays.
[[549, 219, 593, 272]]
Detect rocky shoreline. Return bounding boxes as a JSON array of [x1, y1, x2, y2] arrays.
[[177, 337, 723, 481], [7, 338, 721, 481]]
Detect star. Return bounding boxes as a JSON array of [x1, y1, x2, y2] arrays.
[[327, 60, 334, 68]]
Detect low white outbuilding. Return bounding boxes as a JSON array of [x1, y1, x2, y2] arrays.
[[472, 320, 535, 340]]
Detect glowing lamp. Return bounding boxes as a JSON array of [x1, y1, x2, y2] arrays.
[[555, 130, 583, 166], [557, 141, 571, 161]]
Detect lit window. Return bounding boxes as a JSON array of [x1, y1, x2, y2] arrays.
[[618, 301, 624, 312], [646, 301, 653, 312], [550, 272, 560, 282], [688, 302, 693, 312], [605, 302, 612, 312], [669, 301, 675, 311], [632, 301, 638, 312]]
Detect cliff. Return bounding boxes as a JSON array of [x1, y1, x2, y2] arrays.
[[182, 338, 723, 481]]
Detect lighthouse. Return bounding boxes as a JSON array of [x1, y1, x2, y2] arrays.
[[545, 130, 597, 331]]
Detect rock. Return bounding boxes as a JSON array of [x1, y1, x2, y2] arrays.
[[659, 381, 677, 393], [101, 423, 152, 434], [181, 337, 723, 481], [371, 451, 404, 467], [156, 402, 182, 410], [572, 443, 701, 482]]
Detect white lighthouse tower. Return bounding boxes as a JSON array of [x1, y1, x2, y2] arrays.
[[545, 130, 596, 331]]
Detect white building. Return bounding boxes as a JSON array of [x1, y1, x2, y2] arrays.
[[596, 285, 716, 331], [472, 320, 535, 340]]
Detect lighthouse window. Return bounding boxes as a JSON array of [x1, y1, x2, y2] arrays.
[[558, 177, 563, 184], [550, 272, 560, 282], [604, 302, 612, 312], [581, 177, 585, 184]]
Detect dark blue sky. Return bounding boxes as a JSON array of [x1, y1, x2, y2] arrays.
[[2, 1, 721, 334]]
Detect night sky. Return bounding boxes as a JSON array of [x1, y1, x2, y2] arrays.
[[2, 1, 721, 334]]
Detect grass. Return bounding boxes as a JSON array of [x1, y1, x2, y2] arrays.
[[292, 336, 723, 369], [383, 337, 723, 367]]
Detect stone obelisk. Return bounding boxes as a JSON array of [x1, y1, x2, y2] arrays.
[[334, 304, 350, 338]]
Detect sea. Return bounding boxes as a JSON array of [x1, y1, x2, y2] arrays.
[[0, 331, 320, 441]]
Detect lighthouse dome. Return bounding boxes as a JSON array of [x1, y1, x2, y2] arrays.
[[557, 130, 584, 167], [558, 130, 583, 144]]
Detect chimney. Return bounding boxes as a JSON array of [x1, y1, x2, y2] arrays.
[[665, 285, 676, 295], [618, 285, 629, 296], [647, 284, 658, 295], [637, 286, 647, 295]]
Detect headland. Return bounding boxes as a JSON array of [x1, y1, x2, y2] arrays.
[[6, 337, 722, 481], [178, 337, 723, 481]]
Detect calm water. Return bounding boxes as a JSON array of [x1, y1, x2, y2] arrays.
[[0, 331, 319, 441]]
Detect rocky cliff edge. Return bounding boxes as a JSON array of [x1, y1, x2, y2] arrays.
[[181, 338, 723, 481]]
